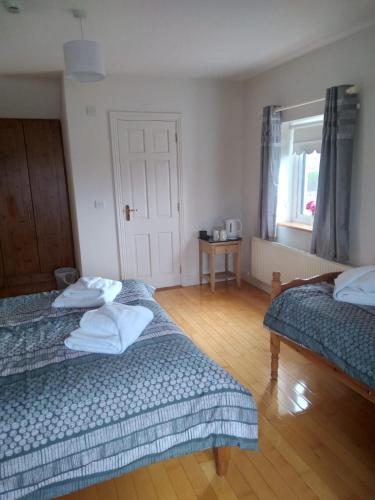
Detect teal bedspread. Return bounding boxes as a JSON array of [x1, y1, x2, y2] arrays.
[[264, 283, 375, 389], [0, 281, 257, 499]]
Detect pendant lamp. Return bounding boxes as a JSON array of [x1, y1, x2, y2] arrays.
[[63, 9, 105, 82]]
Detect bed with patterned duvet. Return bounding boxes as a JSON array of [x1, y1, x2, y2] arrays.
[[0, 280, 257, 500], [264, 282, 375, 389]]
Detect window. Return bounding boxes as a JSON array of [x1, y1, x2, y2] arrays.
[[277, 115, 323, 227]]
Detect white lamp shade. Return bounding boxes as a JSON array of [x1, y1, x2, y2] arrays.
[[63, 40, 105, 82]]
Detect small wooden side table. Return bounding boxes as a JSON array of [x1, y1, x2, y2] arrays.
[[199, 238, 242, 292]]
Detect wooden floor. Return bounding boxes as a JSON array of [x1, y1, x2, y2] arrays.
[[64, 283, 375, 500]]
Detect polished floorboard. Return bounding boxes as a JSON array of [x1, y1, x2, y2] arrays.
[[64, 283, 375, 500]]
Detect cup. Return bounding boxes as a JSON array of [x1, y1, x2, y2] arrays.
[[220, 229, 227, 241], [212, 228, 220, 241]]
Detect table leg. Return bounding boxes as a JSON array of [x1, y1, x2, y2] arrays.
[[225, 253, 228, 283], [199, 248, 203, 285], [235, 249, 241, 289], [209, 250, 215, 292]]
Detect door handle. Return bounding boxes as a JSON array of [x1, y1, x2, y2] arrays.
[[124, 205, 138, 221]]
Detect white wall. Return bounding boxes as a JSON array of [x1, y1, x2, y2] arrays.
[[62, 75, 244, 284], [62, 25, 375, 284], [243, 25, 375, 276], [60, 86, 82, 273], [277, 226, 311, 253], [0, 76, 61, 118]]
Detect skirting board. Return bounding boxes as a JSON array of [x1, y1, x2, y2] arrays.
[[245, 275, 271, 294]]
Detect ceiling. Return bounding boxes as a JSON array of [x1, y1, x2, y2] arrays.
[[1, 0, 375, 80]]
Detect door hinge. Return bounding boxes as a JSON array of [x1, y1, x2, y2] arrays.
[[177, 201, 180, 212], [175, 132, 178, 143], [179, 265, 182, 274]]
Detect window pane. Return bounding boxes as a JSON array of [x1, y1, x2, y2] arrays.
[[302, 151, 320, 216], [277, 115, 323, 228]]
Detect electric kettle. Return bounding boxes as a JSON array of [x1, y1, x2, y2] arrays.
[[224, 219, 242, 239]]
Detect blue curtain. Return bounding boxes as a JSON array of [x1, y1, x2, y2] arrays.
[[259, 106, 281, 240], [311, 85, 359, 262]]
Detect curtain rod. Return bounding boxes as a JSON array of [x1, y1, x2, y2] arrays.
[[275, 98, 324, 113], [274, 85, 359, 113]]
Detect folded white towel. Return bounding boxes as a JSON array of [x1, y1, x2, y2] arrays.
[[64, 303, 153, 354], [52, 277, 122, 308], [333, 266, 375, 306]]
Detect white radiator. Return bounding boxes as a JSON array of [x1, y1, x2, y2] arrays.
[[251, 237, 350, 286]]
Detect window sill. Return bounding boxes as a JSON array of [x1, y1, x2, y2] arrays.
[[278, 221, 313, 233]]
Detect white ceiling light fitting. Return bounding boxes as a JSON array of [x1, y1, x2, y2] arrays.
[[63, 9, 106, 82]]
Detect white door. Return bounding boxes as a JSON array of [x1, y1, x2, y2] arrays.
[[111, 113, 181, 288]]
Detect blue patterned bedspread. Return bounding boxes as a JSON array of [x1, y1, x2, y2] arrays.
[[264, 283, 375, 388], [0, 280, 257, 499]]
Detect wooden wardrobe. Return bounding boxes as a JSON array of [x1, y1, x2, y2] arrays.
[[0, 119, 75, 297]]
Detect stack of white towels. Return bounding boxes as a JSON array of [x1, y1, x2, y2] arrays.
[[52, 277, 123, 309], [54, 277, 153, 354], [65, 302, 153, 354]]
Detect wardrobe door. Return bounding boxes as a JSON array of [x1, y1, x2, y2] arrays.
[[0, 245, 4, 289], [0, 119, 40, 281], [23, 120, 74, 273]]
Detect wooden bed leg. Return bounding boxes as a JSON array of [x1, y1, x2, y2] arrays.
[[213, 447, 231, 476], [270, 333, 280, 381], [270, 273, 282, 381], [271, 271, 282, 300]]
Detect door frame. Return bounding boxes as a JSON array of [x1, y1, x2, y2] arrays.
[[109, 111, 184, 285]]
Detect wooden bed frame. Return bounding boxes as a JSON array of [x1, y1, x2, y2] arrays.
[[269, 271, 375, 404]]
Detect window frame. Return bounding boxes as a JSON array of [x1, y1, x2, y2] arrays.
[[292, 152, 314, 225], [277, 115, 323, 228]]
